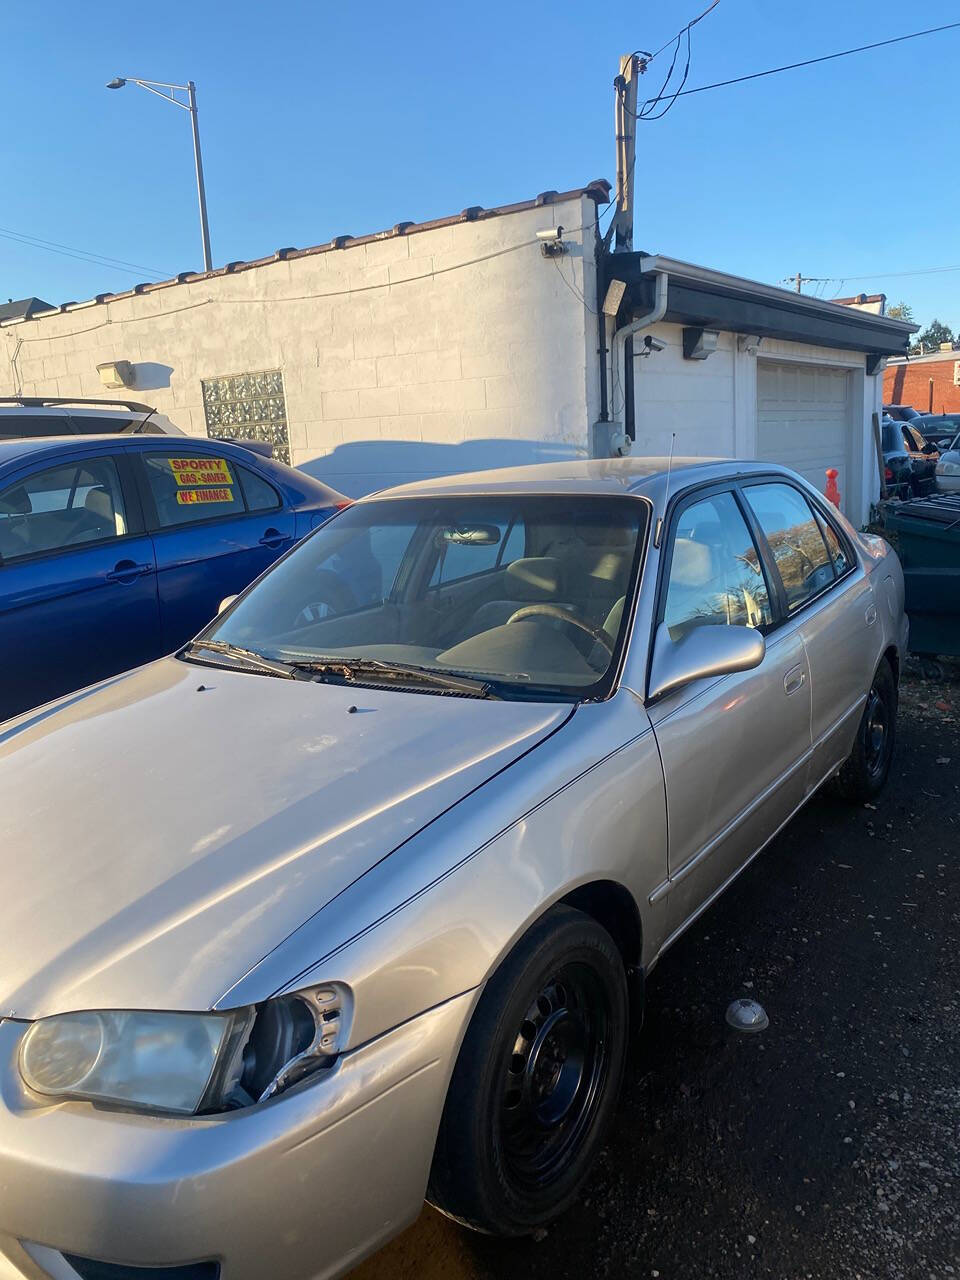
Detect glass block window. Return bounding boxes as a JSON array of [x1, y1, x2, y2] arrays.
[[201, 369, 290, 464]]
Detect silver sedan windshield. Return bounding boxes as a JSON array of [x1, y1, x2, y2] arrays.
[[201, 495, 648, 699]]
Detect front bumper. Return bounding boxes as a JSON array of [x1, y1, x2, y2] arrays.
[[0, 991, 475, 1280]]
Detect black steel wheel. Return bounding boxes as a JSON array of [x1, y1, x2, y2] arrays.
[[834, 657, 897, 802], [428, 905, 629, 1235]]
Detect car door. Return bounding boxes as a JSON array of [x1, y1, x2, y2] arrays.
[[135, 447, 298, 650], [0, 452, 160, 720], [645, 485, 812, 933], [740, 479, 878, 790]]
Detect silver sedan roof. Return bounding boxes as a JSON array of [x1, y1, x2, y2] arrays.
[[368, 457, 791, 504]]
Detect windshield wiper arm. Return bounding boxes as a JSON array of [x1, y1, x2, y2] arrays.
[[182, 640, 298, 679], [292, 657, 499, 697]]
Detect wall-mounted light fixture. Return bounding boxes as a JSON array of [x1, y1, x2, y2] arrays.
[[682, 327, 720, 361], [737, 334, 763, 355], [601, 278, 627, 316], [97, 360, 135, 389]]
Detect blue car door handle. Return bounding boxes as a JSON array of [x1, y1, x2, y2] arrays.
[[258, 528, 289, 549], [106, 559, 152, 584]]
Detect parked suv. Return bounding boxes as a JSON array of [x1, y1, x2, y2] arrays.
[[0, 396, 185, 439]]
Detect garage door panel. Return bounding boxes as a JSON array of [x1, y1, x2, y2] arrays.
[[757, 360, 851, 512]]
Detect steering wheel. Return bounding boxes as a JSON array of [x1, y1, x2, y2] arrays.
[[506, 604, 614, 655], [292, 570, 358, 627]]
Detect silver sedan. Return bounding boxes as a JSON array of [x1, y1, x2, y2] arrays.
[[0, 458, 906, 1280]]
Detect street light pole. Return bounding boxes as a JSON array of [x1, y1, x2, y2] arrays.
[[186, 82, 213, 274], [106, 76, 213, 273]]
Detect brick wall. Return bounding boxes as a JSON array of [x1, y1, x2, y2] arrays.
[[884, 355, 960, 414], [0, 195, 600, 496]]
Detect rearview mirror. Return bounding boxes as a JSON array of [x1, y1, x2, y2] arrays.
[[648, 622, 765, 703], [218, 595, 238, 615]]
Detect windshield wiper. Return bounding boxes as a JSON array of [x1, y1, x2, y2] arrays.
[[291, 657, 499, 698], [182, 640, 299, 680]]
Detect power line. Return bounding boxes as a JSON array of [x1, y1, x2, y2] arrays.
[[672, 20, 960, 101], [619, 1, 721, 122], [0, 226, 172, 278], [644, 1, 721, 67]]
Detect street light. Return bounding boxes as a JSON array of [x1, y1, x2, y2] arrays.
[[106, 76, 213, 273]]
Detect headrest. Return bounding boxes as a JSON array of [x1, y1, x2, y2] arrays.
[[504, 556, 563, 600], [0, 486, 31, 515], [671, 538, 713, 587], [84, 486, 115, 521], [583, 550, 628, 583]]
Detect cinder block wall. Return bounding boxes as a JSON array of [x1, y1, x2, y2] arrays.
[[0, 195, 601, 496]]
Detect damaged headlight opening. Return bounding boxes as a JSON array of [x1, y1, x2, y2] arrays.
[[18, 985, 346, 1115]]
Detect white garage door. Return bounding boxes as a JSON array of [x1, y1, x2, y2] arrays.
[[757, 361, 851, 511]]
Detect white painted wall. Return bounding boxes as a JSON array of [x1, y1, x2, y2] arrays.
[[622, 321, 878, 526], [0, 195, 600, 497]]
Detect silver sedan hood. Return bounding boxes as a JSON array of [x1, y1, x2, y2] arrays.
[[0, 658, 569, 1019]]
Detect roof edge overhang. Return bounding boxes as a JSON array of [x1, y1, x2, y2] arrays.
[[601, 253, 918, 358]]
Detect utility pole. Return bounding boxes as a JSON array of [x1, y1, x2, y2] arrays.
[[613, 54, 641, 253], [783, 272, 817, 294]]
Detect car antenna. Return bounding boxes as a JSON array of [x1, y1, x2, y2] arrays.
[[654, 431, 676, 547]]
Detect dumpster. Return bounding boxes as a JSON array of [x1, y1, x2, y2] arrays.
[[882, 494, 960, 658]]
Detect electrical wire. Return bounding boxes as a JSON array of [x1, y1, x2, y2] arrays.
[[645, 0, 721, 64], [616, 0, 720, 123], [804, 263, 960, 286], [0, 227, 171, 278], [670, 19, 960, 101]]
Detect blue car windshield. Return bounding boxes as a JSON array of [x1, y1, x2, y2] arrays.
[[201, 495, 648, 699]]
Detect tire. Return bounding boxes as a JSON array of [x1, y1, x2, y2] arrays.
[[834, 658, 897, 802], [427, 905, 629, 1236]]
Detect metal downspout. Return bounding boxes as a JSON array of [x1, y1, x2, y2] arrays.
[[611, 270, 669, 423]]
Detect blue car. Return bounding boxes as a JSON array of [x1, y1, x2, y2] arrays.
[[0, 435, 347, 719]]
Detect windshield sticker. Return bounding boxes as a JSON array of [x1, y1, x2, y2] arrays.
[[176, 486, 235, 506], [168, 457, 234, 487]]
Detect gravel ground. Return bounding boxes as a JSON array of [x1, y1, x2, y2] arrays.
[[353, 663, 960, 1280]]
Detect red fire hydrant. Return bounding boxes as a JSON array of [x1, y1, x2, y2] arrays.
[[825, 467, 841, 508]]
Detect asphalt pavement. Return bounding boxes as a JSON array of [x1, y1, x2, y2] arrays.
[[352, 663, 960, 1280]]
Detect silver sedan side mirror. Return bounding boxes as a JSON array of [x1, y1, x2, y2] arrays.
[[218, 595, 238, 615], [648, 622, 765, 703]]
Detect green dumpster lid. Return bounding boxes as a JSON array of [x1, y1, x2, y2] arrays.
[[886, 494, 960, 527]]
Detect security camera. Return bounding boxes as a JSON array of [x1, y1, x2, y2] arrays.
[[538, 226, 565, 257], [641, 335, 665, 354]]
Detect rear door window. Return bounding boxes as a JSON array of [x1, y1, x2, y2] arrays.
[[0, 457, 128, 561], [237, 465, 281, 512], [743, 482, 836, 611], [143, 452, 246, 527]]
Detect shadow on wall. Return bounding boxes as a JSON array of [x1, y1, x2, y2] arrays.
[[298, 438, 586, 497], [132, 363, 174, 392]]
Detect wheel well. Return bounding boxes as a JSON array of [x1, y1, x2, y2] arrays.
[[883, 645, 900, 689], [559, 880, 643, 973]]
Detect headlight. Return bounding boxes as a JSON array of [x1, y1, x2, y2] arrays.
[[19, 986, 346, 1115], [938, 461, 960, 475]]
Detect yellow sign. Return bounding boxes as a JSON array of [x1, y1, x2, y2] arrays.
[[176, 486, 235, 506], [168, 457, 234, 487]]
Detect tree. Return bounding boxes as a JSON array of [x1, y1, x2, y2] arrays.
[[886, 301, 914, 323], [913, 318, 955, 355]]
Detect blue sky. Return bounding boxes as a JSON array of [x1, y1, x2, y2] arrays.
[[4, 1, 958, 330]]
